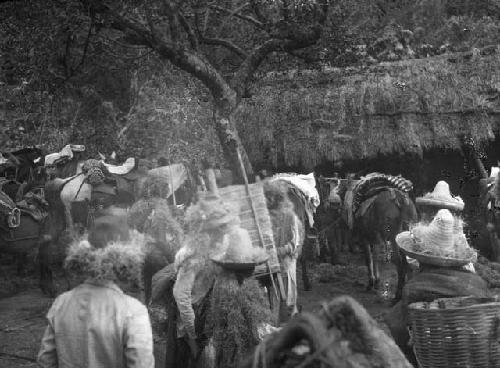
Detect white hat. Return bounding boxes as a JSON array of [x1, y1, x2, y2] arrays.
[[416, 181, 464, 212], [396, 209, 476, 267]]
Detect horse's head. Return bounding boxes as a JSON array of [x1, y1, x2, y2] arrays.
[[395, 190, 418, 230], [317, 176, 342, 210]]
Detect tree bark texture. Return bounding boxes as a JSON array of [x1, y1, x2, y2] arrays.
[[214, 105, 253, 183]]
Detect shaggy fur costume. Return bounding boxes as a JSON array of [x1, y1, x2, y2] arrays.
[[207, 273, 272, 368], [64, 230, 147, 286]]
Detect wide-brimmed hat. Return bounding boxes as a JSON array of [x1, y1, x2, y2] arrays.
[[396, 209, 476, 267], [416, 181, 464, 212], [211, 227, 268, 272]]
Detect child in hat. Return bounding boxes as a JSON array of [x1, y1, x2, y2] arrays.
[[37, 212, 154, 368], [385, 209, 488, 364]]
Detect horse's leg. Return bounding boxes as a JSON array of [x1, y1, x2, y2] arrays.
[[38, 239, 56, 297], [371, 243, 381, 289], [328, 228, 339, 265], [391, 239, 407, 303], [143, 257, 153, 305], [16, 253, 28, 276], [363, 240, 375, 290], [63, 203, 75, 235], [300, 254, 311, 291]]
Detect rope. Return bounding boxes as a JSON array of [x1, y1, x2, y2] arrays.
[[73, 173, 87, 201]]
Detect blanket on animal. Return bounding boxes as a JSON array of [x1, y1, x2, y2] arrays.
[[385, 266, 488, 360], [352, 174, 413, 215]]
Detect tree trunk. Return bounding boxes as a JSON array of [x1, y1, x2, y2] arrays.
[[213, 104, 254, 184]]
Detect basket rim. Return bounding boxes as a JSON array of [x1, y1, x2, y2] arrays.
[[408, 296, 500, 312]]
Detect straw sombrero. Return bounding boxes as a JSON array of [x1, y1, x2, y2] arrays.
[[396, 209, 476, 267], [211, 227, 268, 272], [416, 181, 464, 212]]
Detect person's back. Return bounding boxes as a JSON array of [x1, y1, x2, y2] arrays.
[[38, 280, 154, 368], [37, 225, 154, 368]]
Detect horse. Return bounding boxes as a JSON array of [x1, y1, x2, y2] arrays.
[[478, 168, 500, 261], [355, 188, 417, 301], [315, 175, 356, 264], [0, 188, 53, 296], [1, 147, 44, 184]]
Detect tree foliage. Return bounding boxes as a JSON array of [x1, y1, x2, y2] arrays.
[[1, 0, 499, 171]]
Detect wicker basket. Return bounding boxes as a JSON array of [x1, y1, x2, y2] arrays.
[[408, 296, 500, 368], [198, 183, 280, 275]]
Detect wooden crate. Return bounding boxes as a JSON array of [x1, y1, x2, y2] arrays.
[[199, 182, 280, 275]]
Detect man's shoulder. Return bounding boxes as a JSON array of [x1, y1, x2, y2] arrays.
[[122, 294, 148, 315]]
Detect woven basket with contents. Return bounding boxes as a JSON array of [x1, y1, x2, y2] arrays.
[[408, 296, 500, 368]]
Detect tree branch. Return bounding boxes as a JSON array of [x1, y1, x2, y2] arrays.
[[86, 1, 236, 104], [231, 1, 330, 97], [209, 4, 265, 30], [200, 36, 247, 59], [231, 28, 322, 96], [75, 13, 95, 71], [161, 0, 181, 42], [249, 0, 269, 26], [178, 12, 198, 50]]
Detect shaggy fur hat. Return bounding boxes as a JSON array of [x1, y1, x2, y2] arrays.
[[263, 180, 293, 211], [184, 194, 239, 232], [64, 230, 146, 285]]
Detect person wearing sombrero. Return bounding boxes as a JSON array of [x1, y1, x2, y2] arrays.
[[208, 217, 271, 368], [37, 211, 154, 368], [415, 180, 475, 272], [416, 180, 465, 217], [385, 209, 488, 364], [166, 194, 270, 368]]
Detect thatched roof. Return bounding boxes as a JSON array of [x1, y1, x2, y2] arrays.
[[236, 47, 500, 170]]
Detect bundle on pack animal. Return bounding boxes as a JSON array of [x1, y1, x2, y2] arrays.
[[351, 174, 417, 302]]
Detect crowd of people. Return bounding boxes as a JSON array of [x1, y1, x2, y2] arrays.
[[29, 166, 498, 367]]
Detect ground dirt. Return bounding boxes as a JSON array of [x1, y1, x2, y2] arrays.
[[0, 253, 397, 368]]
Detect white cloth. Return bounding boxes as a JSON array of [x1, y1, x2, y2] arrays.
[[44, 144, 85, 166], [490, 166, 500, 178], [270, 173, 320, 208], [103, 157, 136, 175], [343, 189, 354, 229], [148, 163, 189, 195], [271, 172, 320, 228], [280, 213, 301, 309], [0, 153, 8, 165]]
